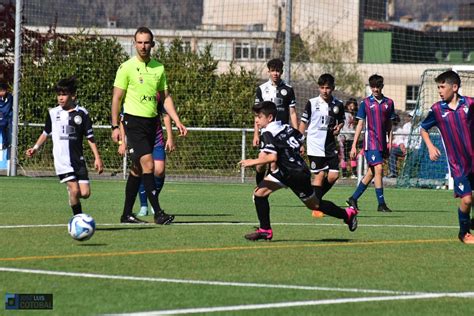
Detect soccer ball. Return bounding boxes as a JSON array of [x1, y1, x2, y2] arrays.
[[68, 213, 96, 241]]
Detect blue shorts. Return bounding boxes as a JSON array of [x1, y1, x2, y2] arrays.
[[153, 144, 166, 161], [453, 173, 474, 198], [364, 150, 384, 166]]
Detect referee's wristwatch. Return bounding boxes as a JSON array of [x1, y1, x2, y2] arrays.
[[111, 125, 119, 130]]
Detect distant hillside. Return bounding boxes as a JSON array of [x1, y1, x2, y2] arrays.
[[17, 0, 203, 29]]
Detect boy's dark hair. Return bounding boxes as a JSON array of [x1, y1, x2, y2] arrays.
[[0, 81, 8, 91], [253, 101, 277, 119], [317, 73, 335, 87], [368, 74, 384, 88], [134, 26, 154, 41], [55, 77, 77, 95], [435, 70, 461, 87], [267, 58, 284, 71]]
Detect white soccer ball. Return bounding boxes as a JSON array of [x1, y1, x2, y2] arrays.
[[68, 213, 96, 241]]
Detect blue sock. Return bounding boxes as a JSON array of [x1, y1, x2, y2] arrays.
[[138, 182, 147, 208], [154, 176, 165, 196], [458, 208, 471, 237], [375, 188, 385, 205], [352, 182, 368, 200]]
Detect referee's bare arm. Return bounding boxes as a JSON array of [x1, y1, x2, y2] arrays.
[[111, 87, 125, 142]]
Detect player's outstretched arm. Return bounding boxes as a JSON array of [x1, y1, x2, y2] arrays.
[[239, 152, 277, 168], [26, 133, 48, 158]]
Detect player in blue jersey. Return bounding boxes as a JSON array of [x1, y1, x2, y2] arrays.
[[420, 70, 474, 244], [240, 101, 358, 241], [0, 81, 13, 149], [347, 74, 396, 212]]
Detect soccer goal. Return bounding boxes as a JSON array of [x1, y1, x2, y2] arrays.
[[399, 67, 474, 189]]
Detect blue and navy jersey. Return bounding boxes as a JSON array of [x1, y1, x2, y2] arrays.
[[357, 95, 396, 151], [420, 96, 474, 178], [154, 101, 166, 148]]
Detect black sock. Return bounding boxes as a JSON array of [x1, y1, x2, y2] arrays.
[[256, 171, 265, 185], [312, 185, 323, 201], [71, 203, 82, 215], [123, 174, 141, 217], [319, 200, 346, 220], [142, 173, 163, 215], [321, 178, 335, 198], [254, 196, 271, 229]]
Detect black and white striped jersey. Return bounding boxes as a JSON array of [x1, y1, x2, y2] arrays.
[[260, 121, 308, 176], [300, 96, 344, 157], [43, 104, 94, 176], [255, 79, 296, 124]]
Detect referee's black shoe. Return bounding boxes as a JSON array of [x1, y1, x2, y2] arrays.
[[120, 214, 148, 224], [154, 211, 175, 225]]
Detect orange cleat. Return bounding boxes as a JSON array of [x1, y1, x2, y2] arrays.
[[312, 210, 325, 218]]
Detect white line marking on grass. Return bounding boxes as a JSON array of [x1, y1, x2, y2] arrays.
[[0, 223, 459, 229], [0, 267, 420, 295], [106, 292, 474, 315]]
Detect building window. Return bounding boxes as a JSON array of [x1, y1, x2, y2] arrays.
[[235, 42, 271, 61], [406, 85, 419, 111]]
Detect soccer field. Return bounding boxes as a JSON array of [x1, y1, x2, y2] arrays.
[[1, 177, 473, 315]]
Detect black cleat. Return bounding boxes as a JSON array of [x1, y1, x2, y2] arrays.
[[154, 211, 175, 225], [377, 203, 392, 212], [346, 197, 359, 210], [244, 228, 273, 241], [120, 214, 148, 224]]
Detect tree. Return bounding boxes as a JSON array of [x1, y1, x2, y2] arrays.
[[293, 31, 364, 97]]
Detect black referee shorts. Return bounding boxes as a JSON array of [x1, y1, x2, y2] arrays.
[[123, 113, 157, 163]]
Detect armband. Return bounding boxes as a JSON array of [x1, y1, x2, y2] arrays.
[[33, 144, 40, 150], [111, 125, 119, 130]]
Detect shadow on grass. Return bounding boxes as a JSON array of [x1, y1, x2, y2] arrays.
[[96, 226, 157, 231], [76, 243, 108, 246], [271, 238, 353, 243], [171, 214, 233, 217], [174, 220, 253, 224]]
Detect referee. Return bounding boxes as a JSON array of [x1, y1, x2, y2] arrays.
[[111, 27, 187, 224]]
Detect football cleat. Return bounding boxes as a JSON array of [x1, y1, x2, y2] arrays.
[[312, 210, 325, 218], [244, 228, 273, 241], [377, 203, 392, 212], [346, 196, 359, 210], [120, 214, 148, 224], [154, 211, 175, 225], [345, 207, 358, 232], [137, 206, 148, 216], [459, 232, 474, 244]]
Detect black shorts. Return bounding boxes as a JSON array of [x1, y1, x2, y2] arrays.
[[267, 168, 315, 201], [123, 113, 157, 163], [58, 164, 89, 184], [308, 155, 339, 173]]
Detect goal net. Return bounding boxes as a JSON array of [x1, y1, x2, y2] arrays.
[[398, 67, 474, 188]]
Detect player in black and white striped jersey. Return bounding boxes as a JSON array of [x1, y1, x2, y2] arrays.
[[26, 77, 103, 216], [253, 58, 298, 184], [299, 74, 344, 217]]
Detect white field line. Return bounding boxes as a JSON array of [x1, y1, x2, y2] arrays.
[[0, 267, 422, 296], [0, 223, 459, 229], [105, 292, 474, 315]]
